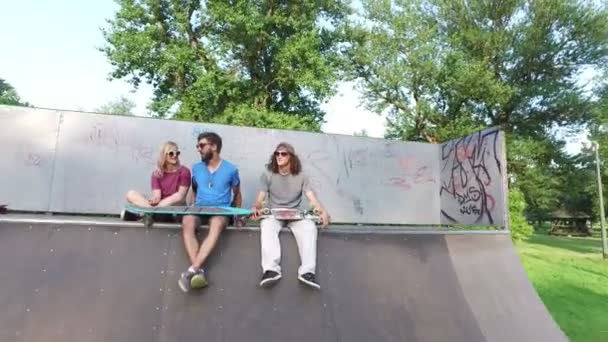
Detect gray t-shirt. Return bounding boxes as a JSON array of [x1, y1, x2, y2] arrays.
[[259, 171, 312, 209]]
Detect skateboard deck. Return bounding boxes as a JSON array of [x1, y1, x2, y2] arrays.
[[124, 204, 253, 227], [259, 207, 321, 223], [125, 204, 252, 216]]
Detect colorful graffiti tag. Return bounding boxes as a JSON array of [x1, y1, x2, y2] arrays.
[[440, 128, 505, 226]]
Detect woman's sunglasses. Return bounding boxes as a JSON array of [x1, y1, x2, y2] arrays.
[[167, 151, 181, 157], [274, 151, 289, 157]]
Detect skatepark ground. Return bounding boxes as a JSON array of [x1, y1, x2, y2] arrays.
[[0, 214, 568, 342]]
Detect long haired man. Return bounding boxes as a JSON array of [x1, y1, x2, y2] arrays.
[[251, 142, 330, 289]]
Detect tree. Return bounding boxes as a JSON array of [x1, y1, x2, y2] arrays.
[[0, 78, 30, 106], [346, 0, 608, 220], [507, 136, 566, 220], [95, 95, 136, 115], [553, 152, 596, 217], [347, 0, 608, 141], [100, 0, 350, 130], [581, 82, 608, 219], [590, 83, 608, 167]]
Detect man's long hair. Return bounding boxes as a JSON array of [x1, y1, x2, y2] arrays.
[[266, 142, 302, 175]]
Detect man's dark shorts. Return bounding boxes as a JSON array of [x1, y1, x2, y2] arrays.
[[198, 215, 234, 226]]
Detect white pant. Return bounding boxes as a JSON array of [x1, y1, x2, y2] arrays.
[[260, 217, 317, 276]]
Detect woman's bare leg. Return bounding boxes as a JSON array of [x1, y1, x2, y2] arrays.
[[126, 190, 151, 207]]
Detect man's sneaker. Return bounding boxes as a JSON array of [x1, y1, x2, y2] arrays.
[[190, 268, 208, 289], [298, 273, 320, 289], [120, 209, 139, 221], [178, 270, 196, 293], [259, 270, 281, 287]]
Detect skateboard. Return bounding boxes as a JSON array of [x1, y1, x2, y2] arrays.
[[124, 204, 253, 228], [258, 207, 322, 224]]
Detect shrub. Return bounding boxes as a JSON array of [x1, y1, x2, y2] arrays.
[[509, 186, 534, 241]]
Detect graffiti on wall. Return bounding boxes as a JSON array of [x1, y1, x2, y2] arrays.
[[303, 145, 367, 216], [439, 128, 504, 225], [85, 121, 154, 164], [301, 138, 438, 218], [384, 157, 436, 190]]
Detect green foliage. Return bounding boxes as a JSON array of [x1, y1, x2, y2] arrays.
[[0, 78, 30, 106], [425, 114, 486, 142], [210, 104, 320, 131], [509, 186, 534, 241], [588, 83, 608, 218], [348, 0, 608, 140], [434, 0, 607, 136], [564, 82, 608, 220], [346, 0, 448, 142], [101, 0, 350, 128], [553, 152, 597, 217], [506, 135, 565, 219], [95, 95, 136, 115]]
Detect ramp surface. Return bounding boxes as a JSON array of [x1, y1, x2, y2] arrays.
[[0, 221, 566, 342]]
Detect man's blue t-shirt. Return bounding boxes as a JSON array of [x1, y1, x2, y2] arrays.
[[191, 160, 240, 206]]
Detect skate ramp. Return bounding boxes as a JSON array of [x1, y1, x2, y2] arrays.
[[0, 221, 566, 342], [0, 105, 564, 341]]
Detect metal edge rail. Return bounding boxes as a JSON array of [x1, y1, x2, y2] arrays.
[[0, 214, 509, 236]]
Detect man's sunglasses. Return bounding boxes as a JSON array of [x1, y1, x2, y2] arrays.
[[167, 151, 181, 157], [197, 143, 208, 149], [274, 151, 289, 157]]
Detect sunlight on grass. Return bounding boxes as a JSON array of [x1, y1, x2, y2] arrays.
[[516, 234, 608, 342]]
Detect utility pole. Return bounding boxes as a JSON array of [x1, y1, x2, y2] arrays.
[[592, 141, 607, 260]]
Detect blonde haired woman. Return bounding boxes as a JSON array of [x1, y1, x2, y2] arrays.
[[121, 141, 191, 221]]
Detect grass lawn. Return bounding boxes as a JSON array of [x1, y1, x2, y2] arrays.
[[516, 232, 608, 342]]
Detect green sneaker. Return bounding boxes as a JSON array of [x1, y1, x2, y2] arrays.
[[190, 269, 208, 289]]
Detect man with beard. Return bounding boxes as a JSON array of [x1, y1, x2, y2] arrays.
[[178, 132, 243, 293]]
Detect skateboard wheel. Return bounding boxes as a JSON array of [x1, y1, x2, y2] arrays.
[[261, 208, 271, 215]]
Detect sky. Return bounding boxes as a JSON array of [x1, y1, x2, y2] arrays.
[[0, 0, 589, 153]]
